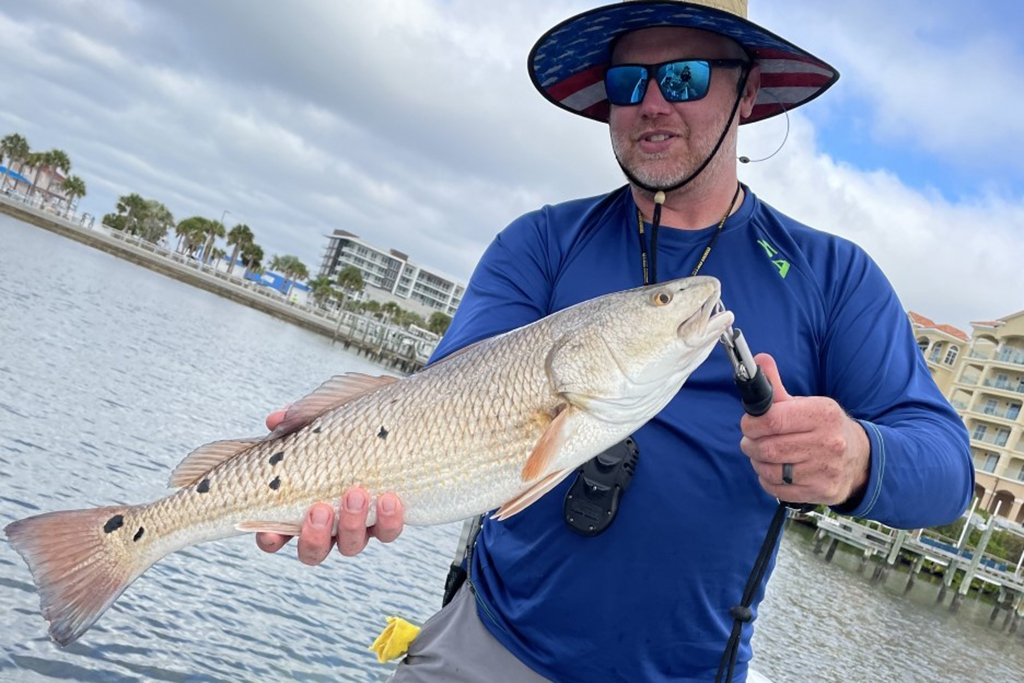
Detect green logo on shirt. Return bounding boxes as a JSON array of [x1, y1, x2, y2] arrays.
[[757, 239, 790, 279]]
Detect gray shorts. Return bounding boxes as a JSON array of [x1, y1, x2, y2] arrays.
[[388, 584, 551, 683]]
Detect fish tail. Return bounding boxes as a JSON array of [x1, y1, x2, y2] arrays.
[[5, 505, 155, 646]]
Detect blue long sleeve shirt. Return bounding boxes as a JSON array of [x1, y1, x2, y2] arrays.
[[429, 185, 973, 682]]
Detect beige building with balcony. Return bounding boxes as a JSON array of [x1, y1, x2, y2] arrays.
[[916, 309, 1024, 524], [910, 312, 969, 395]]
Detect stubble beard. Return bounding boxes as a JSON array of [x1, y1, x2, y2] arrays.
[[610, 121, 733, 194]]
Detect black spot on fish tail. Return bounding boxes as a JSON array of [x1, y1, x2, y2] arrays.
[[197, 478, 210, 493], [104, 515, 124, 534], [133, 526, 145, 542], [378, 426, 388, 439], [312, 426, 322, 434], [269, 451, 284, 466], [269, 476, 281, 490]]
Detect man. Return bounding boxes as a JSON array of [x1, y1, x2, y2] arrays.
[[258, 2, 974, 680]]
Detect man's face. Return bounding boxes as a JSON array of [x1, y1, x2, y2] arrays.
[[609, 27, 756, 191]]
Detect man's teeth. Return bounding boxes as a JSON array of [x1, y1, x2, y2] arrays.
[[646, 134, 670, 142]]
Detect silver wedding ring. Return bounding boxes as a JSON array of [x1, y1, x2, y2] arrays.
[[782, 463, 794, 485]]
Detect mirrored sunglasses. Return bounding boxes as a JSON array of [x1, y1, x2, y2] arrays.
[[604, 59, 749, 106]]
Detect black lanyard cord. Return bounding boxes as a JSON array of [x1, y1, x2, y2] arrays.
[[715, 501, 788, 683], [637, 182, 741, 285]]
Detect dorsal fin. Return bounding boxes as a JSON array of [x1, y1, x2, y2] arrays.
[[168, 438, 263, 488], [269, 373, 399, 438]]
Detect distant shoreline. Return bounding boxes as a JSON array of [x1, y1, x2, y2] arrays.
[[0, 197, 430, 374]]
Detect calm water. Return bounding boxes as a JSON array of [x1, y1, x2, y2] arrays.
[[0, 214, 1021, 682]]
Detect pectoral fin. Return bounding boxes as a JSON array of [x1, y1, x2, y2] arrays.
[[493, 468, 574, 521], [521, 404, 573, 482]]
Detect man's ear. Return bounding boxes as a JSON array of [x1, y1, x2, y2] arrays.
[[740, 64, 761, 119]]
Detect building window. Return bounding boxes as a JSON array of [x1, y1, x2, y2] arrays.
[[972, 424, 987, 441], [943, 346, 959, 365], [929, 342, 944, 362], [983, 399, 997, 415], [982, 454, 999, 473], [917, 338, 929, 353], [1009, 404, 1021, 420], [996, 428, 1010, 447]]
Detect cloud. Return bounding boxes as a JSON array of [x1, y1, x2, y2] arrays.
[[740, 115, 1024, 331], [2, 0, 1020, 334], [753, 0, 1024, 175]]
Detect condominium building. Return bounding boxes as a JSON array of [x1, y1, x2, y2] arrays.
[[913, 310, 1024, 524], [909, 312, 970, 395], [319, 230, 465, 317]]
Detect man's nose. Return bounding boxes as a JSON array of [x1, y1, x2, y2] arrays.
[[638, 78, 673, 117]]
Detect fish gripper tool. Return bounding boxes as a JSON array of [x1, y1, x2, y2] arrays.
[[715, 301, 773, 417]]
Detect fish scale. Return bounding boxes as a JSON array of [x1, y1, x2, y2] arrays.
[[5, 275, 733, 646]]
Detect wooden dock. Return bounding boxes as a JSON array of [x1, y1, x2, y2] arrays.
[[802, 509, 1024, 632]]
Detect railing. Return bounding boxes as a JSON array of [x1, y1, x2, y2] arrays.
[[969, 350, 992, 360], [980, 406, 1022, 420], [972, 433, 1011, 447], [994, 350, 1024, 367], [982, 378, 1024, 395], [960, 375, 980, 385]]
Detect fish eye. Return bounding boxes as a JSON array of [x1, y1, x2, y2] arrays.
[[653, 290, 672, 306]]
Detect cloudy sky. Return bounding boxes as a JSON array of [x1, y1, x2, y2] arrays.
[[3, 0, 1022, 332]]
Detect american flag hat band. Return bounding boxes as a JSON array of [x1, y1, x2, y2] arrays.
[[528, 0, 839, 125]]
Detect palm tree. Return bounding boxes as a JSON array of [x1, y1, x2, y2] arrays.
[[176, 217, 213, 257], [428, 312, 452, 335], [209, 247, 228, 269], [43, 149, 71, 205], [335, 265, 364, 312], [269, 254, 309, 296], [398, 311, 427, 330], [241, 243, 264, 278], [1, 133, 29, 194], [283, 256, 309, 296], [307, 275, 337, 308], [381, 301, 402, 326], [225, 224, 254, 275], [139, 200, 174, 243], [60, 175, 87, 218], [201, 219, 226, 264], [116, 193, 148, 234], [24, 151, 49, 203], [361, 299, 382, 319]]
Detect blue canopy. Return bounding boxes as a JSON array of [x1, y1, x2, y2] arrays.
[[0, 166, 31, 184]]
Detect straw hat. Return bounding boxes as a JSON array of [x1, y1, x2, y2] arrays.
[[528, 0, 839, 124]]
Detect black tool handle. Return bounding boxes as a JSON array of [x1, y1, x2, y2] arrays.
[[736, 365, 773, 417], [736, 360, 815, 513]]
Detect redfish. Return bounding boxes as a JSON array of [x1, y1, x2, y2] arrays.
[[5, 276, 732, 645]]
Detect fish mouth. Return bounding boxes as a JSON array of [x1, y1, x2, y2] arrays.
[[678, 294, 733, 343]]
